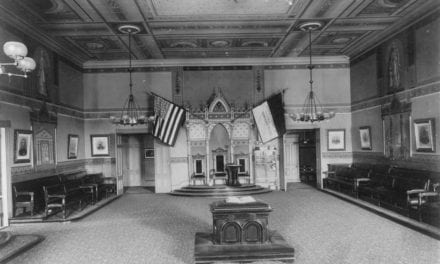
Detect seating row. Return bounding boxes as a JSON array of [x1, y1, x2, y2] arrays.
[[13, 171, 116, 218], [323, 163, 440, 223]]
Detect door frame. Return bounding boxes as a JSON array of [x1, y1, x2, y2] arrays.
[[282, 133, 300, 190], [283, 129, 321, 188], [1, 126, 10, 227]]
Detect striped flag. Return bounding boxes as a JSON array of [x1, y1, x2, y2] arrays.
[[153, 94, 185, 146]]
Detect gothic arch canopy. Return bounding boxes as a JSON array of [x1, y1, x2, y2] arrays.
[[208, 91, 230, 113]]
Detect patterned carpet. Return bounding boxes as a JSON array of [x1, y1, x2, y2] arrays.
[[4, 183, 440, 264]]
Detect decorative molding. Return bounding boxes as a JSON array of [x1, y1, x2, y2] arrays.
[[353, 151, 440, 171], [347, 2, 438, 60], [184, 66, 252, 71], [83, 66, 176, 73], [0, 88, 84, 118], [232, 140, 250, 146], [190, 141, 206, 147], [264, 64, 349, 70], [11, 159, 88, 183], [11, 165, 34, 176], [0, 6, 85, 67], [353, 151, 386, 163], [412, 153, 440, 163], [82, 56, 349, 69], [351, 81, 440, 112], [322, 152, 353, 158], [85, 157, 116, 165]]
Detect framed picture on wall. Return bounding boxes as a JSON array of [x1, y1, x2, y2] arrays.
[[67, 134, 79, 159], [327, 129, 345, 151], [144, 148, 154, 159], [414, 118, 435, 152], [359, 126, 372, 150], [90, 135, 109, 157], [14, 129, 33, 164]]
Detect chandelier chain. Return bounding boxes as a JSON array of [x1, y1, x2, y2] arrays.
[[289, 21, 335, 123]]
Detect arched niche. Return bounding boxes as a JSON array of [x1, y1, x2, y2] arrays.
[[221, 222, 241, 244], [209, 96, 230, 113], [209, 124, 230, 172], [243, 221, 263, 243]]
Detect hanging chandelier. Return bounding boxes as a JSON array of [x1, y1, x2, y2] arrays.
[[0, 41, 36, 78], [290, 22, 335, 123], [110, 25, 148, 126]]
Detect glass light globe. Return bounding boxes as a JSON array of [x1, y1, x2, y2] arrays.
[[3, 41, 27, 60], [17, 57, 36, 72]]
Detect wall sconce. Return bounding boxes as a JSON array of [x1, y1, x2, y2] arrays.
[[0, 41, 36, 78]]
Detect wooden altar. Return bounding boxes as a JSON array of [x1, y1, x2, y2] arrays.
[[194, 197, 295, 263]]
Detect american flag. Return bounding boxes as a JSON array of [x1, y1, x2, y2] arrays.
[[153, 94, 185, 146]]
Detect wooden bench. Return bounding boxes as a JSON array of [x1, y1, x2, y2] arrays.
[[324, 163, 440, 224], [323, 163, 371, 197], [357, 167, 432, 216]]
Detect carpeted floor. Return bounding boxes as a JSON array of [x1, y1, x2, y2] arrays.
[[4, 183, 440, 264]]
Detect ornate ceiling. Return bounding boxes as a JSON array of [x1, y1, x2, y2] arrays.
[[0, 0, 438, 66]]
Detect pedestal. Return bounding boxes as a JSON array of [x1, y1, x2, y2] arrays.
[[194, 197, 295, 263]]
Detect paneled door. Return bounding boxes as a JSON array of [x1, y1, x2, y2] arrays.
[[283, 134, 300, 189]]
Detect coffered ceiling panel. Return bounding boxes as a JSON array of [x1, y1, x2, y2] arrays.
[[148, 0, 295, 17], [0, 0, 437, 65]]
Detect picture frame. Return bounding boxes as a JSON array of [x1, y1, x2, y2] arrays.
[[14, 129, 33, 164], [144, 148, 154, 159], [90, 135, 110, 157], [414, 118, 435, 152], [67, 134, 79, 159], [327, 129, 345, 151], [359, 126, 372, 150]]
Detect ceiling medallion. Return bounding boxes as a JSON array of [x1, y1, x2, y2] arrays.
[[298, 21, 322, 31], [118, 25, 141, 35]]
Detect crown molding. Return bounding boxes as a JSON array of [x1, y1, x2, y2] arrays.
[[0, 6, 84, 67], [347, 1, 440, 61], [82, 56, 349, 69]]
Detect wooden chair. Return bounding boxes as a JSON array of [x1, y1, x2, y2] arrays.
[[211, 169, 227, 186], [99, 177, 117, 199], [13, 186, 34, 217], [191, 173, 207, 185], [238, 172, 251, 184]]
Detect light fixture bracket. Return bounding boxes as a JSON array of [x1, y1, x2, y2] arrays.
[[0, 41, 35, 78]]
